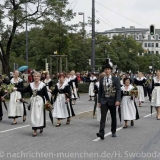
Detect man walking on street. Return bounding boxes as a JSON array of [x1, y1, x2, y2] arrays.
[[96, 61, 121, 140]]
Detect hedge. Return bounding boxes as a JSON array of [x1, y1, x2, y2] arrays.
[[78, 83, 89, 93]]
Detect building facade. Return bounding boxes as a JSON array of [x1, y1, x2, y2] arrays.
[[101, 27, 160, 54]]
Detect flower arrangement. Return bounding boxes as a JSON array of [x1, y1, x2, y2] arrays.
[[6, 84, 15, 93], [44, 102, 52, 111], [50, 86, 55, 91], [129, 85, 138, 100], [1, 84, 7, 91], [144, 78, 152, 87]]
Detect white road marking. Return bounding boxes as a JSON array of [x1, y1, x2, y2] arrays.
[[93, 127, 123, 142], [0, 120, 49, 133], [0, 125, 30, 133], [144, 112, 156, 118]]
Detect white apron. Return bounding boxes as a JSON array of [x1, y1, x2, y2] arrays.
[[8, 91, 24, 117], [52, 82, 72, 118], [151, 77, 160, 107], [89, 76, 97, 96], [137, 86, 145, 102], [30, 95, 44, 127]]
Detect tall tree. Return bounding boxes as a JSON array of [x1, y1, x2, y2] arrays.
[[0, 0, 75, 75]]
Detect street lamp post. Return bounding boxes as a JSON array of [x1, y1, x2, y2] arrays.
[[25, 1, 28, 71], [78, 12, 85, 40], [91, 0, 95, 72]]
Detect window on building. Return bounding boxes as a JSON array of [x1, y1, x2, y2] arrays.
[[156, 51, 159, 54], [152, 43, 154, 47], [148, 35, 151, 40], [156, 43, 159, 47], [148, 43, 151, 47], [139, 35, 142, 40], [156, 35, 159, 40], [144, 43, 147, 47]]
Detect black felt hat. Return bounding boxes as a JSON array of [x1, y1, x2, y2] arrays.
[[103, 59, 112, 70]]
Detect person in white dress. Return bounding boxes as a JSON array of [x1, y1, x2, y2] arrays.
[[151, 70, 160, 120], [134, 72, 146, 107], [8, 70, 27, 125], [14, 72, 50, 137], [89, 73, 97, 101], [121, 78, 139, 128], [52, 74, 75, 127], [69, 70, 78, 105]]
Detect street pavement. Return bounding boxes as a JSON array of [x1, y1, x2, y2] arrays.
[[0, 94, 160, 160]]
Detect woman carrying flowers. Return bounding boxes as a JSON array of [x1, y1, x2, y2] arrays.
[[8, 70, 27, 125], [121, 78, 139, 129], [13, 72, 50, 137]]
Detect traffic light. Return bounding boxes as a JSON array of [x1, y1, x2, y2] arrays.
[[150, 25, 155, 35], [46, 63, 49, 71]]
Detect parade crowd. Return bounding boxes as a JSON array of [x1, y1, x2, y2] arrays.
[[0, 63, 159, 139]]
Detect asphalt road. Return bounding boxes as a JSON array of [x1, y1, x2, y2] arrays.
[[0, 94, 160, 160]]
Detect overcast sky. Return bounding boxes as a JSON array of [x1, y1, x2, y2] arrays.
[[1, 0, 160, 32], [68, 0, 160, 32]]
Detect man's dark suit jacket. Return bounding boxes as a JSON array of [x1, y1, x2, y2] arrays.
[[98, 76, 121, 106]]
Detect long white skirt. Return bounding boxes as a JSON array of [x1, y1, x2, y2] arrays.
[[71, 82, 78, 99], [8, 91, 24, 118], [89, 82, 94, 96], [30, 96, 44, 128], [121, 96, 136, 121], [137, 86, 145, 102], [151, 87, 160, 107], [52, 94, 72, 118]]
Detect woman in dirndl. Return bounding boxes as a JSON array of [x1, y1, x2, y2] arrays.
[[8, 70, 27, 125], [69, 70, 78, 105], [121, 78, 139, 128], [15, 72, 50, 136], [151, 70, 160, 120], [44, 74, 53, 103], [134, 72, 146, 107], [52, 74, 75, 127], [89, 73, 97, 101]]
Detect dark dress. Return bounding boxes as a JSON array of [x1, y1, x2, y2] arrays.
[[69, 76, 78, 100], [17, 82, 50, 130]]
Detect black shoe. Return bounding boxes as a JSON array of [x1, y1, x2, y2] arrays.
[[0, 117, 2, 121], [96, 133, 104, 140], [32, 133, 37, 137], [55, 123, 61, 127], [40, 129, 43, 133], [131, 121, 134, 126], [11, 122, 17, 125], [23, 116, 26, 122], [112, 133, 116, 137]]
